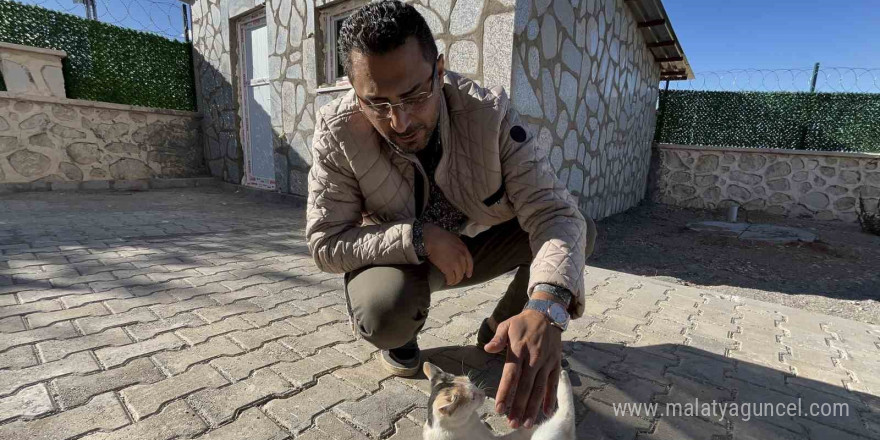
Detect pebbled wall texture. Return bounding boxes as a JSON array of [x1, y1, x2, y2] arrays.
[[510, 0, 661, 220], [653, 144, 880, 223], [191, 0, 663, 220], [0, 95, 203, 185]]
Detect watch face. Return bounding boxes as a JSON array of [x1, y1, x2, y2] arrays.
[[548, 303, 569, 324]]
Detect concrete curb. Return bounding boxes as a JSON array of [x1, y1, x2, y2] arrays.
[[0, 177, 221, 194], [0, 176, 307, 207], [212, 181, 307, 207]]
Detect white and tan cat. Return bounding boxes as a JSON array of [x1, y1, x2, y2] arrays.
[[422, 362, 576, 440]]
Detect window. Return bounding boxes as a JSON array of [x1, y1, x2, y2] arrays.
[[325, 11, 354, 85], [318, 0, 367, 89]]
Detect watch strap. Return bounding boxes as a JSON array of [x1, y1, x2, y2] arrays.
[[532, 283, 572, 307]]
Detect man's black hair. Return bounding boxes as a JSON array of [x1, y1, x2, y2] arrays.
[[338, 0, 438, 78]]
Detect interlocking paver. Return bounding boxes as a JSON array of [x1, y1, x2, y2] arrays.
[[0, 383, 53, 422], [228, 320, 306, 350], [0, 321, 79, 352], [126, 312, 206, 341], [263, 375, 366, 434], [0, 346, 38, 370], [121, 363, 228, 420], [3, 189, 879, 439], [53, 357, 165, 409], [58, 288, 132, 308], [194, 301, 263, 323], [175, 316, 254, 345], [187, 367, 290, 426], [150, 295, 217, 318], [332, 339, 379, 363], [271, 347, 359, 387], [104, 292, 176, 314], [0, 351, 100, 395], [297, 412, 370, 440], [211, 341, 301, 381], [196, 407, 287, 440], [240, 301, 307, 327], [334, 380, 425, 438], [153, 336, 244, 375], [332, 360, 393, 394], [285, 307, 348, 333], [25, 302, 110, 328], [282, 322, 356, 356], [576, 397, 652, 440], [78, 400, 206, 440], [209, 285, 272, 305], [95, 332, 186, 368], [36, 327, 132, 362], [77, 307, 158, 335], [0, 299, 62, 319], [0, 316, 25, 333], [0, 392, 128, 440]]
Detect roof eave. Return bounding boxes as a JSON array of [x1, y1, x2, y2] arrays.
[[624, 0, 694, 81]]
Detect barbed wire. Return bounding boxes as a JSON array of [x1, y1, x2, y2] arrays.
[[667, 67, 880, 94], [16, 0, 188, 40]]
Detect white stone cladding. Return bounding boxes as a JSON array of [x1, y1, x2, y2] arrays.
[[0, 95, 203, 184], [653, 144, 880, 223], [190, 0, 664, 219], [510, 0, 661, 220]]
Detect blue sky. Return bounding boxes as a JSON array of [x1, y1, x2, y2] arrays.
[[25, 1, 880, 71], [664, 0, 880, 72], [20, 0, 185, 40]]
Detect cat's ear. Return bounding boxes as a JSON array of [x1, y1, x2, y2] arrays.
[[438, 396, 460, 416], [423, 362, 443, 379]]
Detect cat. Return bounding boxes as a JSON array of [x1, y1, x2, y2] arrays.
[[422, 362, 576, 440]]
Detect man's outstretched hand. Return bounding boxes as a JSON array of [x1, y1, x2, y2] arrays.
[[484, 292, 564, 429]]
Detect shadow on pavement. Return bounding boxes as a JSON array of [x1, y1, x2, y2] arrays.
[[423, 341, 879, 440]]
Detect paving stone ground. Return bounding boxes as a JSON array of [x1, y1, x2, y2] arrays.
[[1, 187, 878, 439]]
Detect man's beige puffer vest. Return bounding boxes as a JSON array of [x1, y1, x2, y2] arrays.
[[306, 71, 591, 318]]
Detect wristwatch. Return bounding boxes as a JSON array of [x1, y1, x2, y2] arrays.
[[523, 299, 570, 332]]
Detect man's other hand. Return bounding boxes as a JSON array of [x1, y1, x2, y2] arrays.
[[423, 222, 473, 286], [484, 292, 564, 429]]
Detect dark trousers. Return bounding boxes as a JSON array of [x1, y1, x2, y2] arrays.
[[344, 219, 533, 350]]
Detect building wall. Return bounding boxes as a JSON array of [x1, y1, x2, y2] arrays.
[[510, 0, 661, 220], [190, 0, 662, 218], [0, 94, 202, 184], [189, 0, 245, 184], [191, 0, 516, 196], [653, 144, 880, 223]]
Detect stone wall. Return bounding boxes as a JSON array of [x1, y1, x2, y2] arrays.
[[0, 94, 203, 184], [510, 0, 661, 220], [189, 0, 242, 185], [191, 0, 663, 212], [653, 144, 880, 223]]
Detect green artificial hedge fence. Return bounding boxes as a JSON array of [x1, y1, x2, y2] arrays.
[[0, 0, 196, 111], [655, 90, 880, 153]]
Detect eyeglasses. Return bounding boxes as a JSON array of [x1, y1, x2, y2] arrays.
[[358, 62, 437, 120]]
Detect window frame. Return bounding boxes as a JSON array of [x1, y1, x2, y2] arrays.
[[324, 10, 355, 86]]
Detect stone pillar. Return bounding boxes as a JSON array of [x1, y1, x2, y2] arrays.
[[0, 43, 68, 98]]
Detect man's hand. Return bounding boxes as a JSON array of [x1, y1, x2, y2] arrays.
[[483, 291, 564, 429], [422, 222, 473, 286]]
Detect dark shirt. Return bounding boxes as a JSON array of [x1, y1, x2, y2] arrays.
[[409, 129, 572, 308], [412, 129, 467, 257]]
